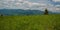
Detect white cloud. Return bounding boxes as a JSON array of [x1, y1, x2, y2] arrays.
[[52, 0, 60, 2], [0, 0, 52, 10], [0, 0, 60, 12], [55, 5, 60, 7]]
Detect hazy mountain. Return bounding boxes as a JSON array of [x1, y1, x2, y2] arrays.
[[0, 9, 60, 16], [0, 9, 44, 16]]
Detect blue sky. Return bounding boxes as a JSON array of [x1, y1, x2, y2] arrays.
[[0, 0, 60, 12]]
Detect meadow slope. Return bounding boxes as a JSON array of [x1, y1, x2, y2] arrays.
[[0, 15, 60, 30]]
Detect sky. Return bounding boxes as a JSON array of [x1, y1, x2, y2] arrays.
[[0, 0, 60, 12]]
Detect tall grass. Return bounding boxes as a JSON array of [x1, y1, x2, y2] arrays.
[[0, 15, 60, 30]]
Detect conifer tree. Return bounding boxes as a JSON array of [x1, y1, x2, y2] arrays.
[[44, 8, 48, 15]]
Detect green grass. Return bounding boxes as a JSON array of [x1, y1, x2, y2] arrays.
[[0, 15, 60, 30]]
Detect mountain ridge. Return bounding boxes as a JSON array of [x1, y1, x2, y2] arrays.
[[0, 9, 60, 16], [0, 9, 44, 16]]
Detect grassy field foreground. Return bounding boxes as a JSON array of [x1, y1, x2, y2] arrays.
[[0, 15, 60, 30]]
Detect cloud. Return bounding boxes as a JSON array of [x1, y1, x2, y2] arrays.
[[0, 0, 60, 12], [52, 0, 60, 2], [55, 5, 60, 7], [54, 5, 60, 12]]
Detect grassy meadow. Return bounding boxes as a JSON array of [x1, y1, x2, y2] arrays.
[[0, 15, 60, 30]]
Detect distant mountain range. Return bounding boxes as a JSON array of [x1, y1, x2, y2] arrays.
[[0, 9, 60, 16]]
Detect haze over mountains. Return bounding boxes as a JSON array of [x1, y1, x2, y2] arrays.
[[0, 9, 60, 16]]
